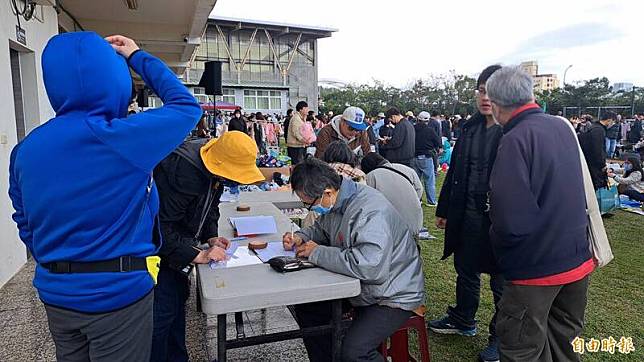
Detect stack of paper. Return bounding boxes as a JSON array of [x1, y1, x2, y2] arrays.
[[229, 216, 278, 236], [209, 246, 262, 269], [252, 242, 296, 263]]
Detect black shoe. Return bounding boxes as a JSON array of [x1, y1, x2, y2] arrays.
[[428, 315, 477, 336], [478, 340, 500, 362]]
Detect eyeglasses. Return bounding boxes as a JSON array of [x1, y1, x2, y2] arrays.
[[302, 197, 320, 210], [474, 87, 487, 96]]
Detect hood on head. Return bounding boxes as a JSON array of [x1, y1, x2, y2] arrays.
[[42, 31, 132, 119]]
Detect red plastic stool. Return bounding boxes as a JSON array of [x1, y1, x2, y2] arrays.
[[379, 315, 431, 362]]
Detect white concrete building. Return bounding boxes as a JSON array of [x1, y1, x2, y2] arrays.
[[183, 16, 336, 115], [1, 1, 58, 287], [1, 0, 217, 288]]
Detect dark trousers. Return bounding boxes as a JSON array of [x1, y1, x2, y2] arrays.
[[623, 188, 644, 202], [448, 213, 504, 340], [497, 276, 589, 362], [44, 290, 154, 362], [293, 301, 413, 362], [287, 147, 306, 165], [151, 267, 190, 362]]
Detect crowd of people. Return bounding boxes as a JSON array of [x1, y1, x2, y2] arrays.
[[573, 112, 644, 202], [7, 32, 634, 362]]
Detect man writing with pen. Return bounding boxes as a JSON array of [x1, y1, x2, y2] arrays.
[[282, 158, 425, 362], [152, 131, 264, 361]]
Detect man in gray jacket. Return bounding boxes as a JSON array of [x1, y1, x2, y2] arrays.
[[283, 158, 425, 362]]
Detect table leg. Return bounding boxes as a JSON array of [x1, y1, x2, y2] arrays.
[[195, 275, 202, 313], [217, 314, 227, 362], [235, 312, 245, 339], [331, 300, 342, 362]]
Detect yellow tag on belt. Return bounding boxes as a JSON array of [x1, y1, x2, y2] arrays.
[[146, 256, 161, 285]]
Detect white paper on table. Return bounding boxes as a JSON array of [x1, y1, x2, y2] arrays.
[[252, 241, 296, 263], [209, 246, 262, 269], [229, 216, 278, 236], [220, 190, 240, 203]]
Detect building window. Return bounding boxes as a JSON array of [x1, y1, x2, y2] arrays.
[[194, 88, 235, 105], [244, 89, 282, 110], [270, 91, 281, 109], [215, 88, 236, 104]]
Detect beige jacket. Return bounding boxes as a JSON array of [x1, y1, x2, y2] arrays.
[[287, 111, 307, 147]]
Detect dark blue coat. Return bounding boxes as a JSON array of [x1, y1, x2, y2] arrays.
[[489, 107, 591, 280]]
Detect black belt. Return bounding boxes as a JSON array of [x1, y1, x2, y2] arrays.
[[42, 256, 148, 274]]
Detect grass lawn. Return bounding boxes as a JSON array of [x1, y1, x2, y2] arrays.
[[418, 173, 643, 361]]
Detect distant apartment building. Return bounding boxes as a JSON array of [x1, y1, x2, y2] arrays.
[[612, 82, 634, 93], [520, 61, 560, 92], [534, 74, 560, 91], [521, 61, 539, 77]]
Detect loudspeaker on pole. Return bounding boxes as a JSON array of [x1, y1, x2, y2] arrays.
[[199, 61, 223, 96], [137, 87, 149, 108]]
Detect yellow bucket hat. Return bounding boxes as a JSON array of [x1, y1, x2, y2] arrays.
[[200, 131, 265, 184]]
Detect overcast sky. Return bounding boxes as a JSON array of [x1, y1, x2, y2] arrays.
[[213, 0, 643, 88]]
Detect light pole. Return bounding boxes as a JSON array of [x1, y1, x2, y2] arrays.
[[632, 86, 637, 117], [563, 64, 573, 86]]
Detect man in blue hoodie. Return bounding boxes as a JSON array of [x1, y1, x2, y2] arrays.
[[8, 33, 202, 361]]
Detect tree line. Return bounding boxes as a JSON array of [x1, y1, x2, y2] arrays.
[[319, 73, 644, 117]]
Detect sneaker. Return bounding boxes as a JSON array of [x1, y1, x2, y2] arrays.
[[428, 315, 477, 336], [478, 340, 500, 362], [418, 228, 436, 240]]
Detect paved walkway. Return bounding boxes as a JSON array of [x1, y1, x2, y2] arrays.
[[0, 261, 308, 361]]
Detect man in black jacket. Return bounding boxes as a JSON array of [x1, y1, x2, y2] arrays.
[[228, 108, 247, 134], [151, 131, 264, 361], [379, 107, 416, 167], [579, 114, 612, 190], [441, 115, 452, 139], [429, 65, 504, 362], [283, 108, 293, 144], [605, 115, 620, 158], [413, 111, 442, 205], [628, 115, 642, 144], [429, 111, 443, 174]]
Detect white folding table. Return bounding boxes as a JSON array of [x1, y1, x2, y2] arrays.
[[197, 199, 360, 361]]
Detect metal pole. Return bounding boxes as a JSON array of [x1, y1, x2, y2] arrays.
[[563, 64, 573, 86], [218, 314, 227, 362], [215, 25, 239, 73], [632, 86, 637, 117], [331, 300, 342, 362]]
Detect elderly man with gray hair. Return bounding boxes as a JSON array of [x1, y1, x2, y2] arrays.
[[485, 66, 594, 362]]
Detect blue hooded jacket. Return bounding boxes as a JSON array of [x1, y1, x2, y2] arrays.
[[8, 32, 202, 313]]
